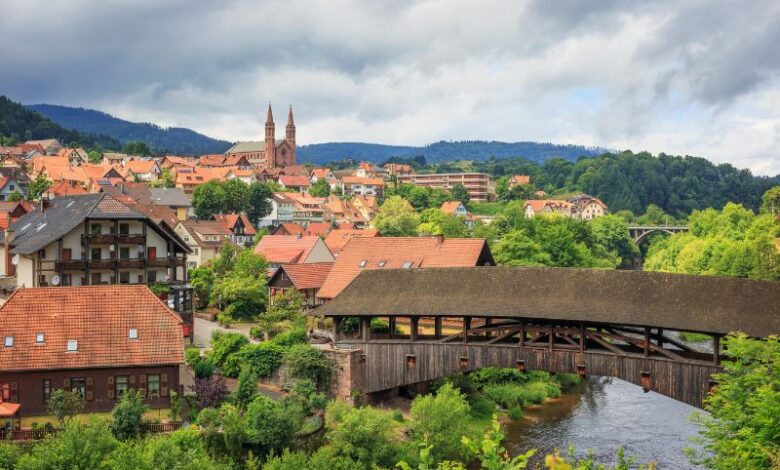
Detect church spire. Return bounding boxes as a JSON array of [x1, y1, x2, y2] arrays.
[[287, 105, 294, 126], [266, 102, 274, 124], [286, 105, 295, 144]]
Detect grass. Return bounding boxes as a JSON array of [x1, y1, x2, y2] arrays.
[[21, 408, 173, 427], [678, 332, 711, 343]]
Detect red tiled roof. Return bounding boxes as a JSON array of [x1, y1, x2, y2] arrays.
[[0, 286, 184, 372], [213, 213, 257, 235], [278, 175, 311, 187], [0, 402, 20, 417], [304, 222, 332, 237], [125, 160, 158, 174], [324, 229, 380, 255], [511, 175, 531, 185], [271, 262, 333, 290], [255, 235, 324, 264], [342, 176, 385, 186], [440, 201, 464, 214], [317, 237, 492, 299], [48, 180, 88, 196], [272, 223, 304, 236]]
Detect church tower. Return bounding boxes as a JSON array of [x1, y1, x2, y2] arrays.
[[265, 103, 275, 167], [286, 105, 296, 164]]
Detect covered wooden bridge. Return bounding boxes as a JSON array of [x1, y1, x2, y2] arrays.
[[315, 267, 780, 408]]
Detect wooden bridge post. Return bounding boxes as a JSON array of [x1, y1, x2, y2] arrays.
[[579, 323, 585, 353], [332, 316, 343, 342], [463, 316, 471, 343], [410, 317, 419, 342], [713, 335, 720, 366], [519, 319, 525, 347], [484, 318, 492, 339], [434, 317, 442, 338], [388, 317, 396, 338], [549, 322, 554, 351], [360, 317, 371, 342], [644, 327, 650, 357]]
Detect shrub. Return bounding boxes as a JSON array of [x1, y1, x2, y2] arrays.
[[369, 318, 390, 333], [194, 360, 215, 379], [483, 384, 525, 409], [340, 317, 359, 333], [410, 383, 471, 462], [245, 395, 297, 457], [238, 342, 285, 377], [249, 326, 263, 340], [519, 381, 552, 405], [110, 389, 147, 440], [185, 347, 201, 366], [468, 393, 496, 419], [543, 380, 562, 399], [270, 327, 307, 347], [216, 311, 233, 327], [471, 367, 526, 385], [209, 331, 249, 373], [47, 389, 85, 427], [192, 376, 229, 409], [391, 410, 405, 422], [554, 373, 581, 389], [284, 344, 331, 388], [508, 405, 523, 420]]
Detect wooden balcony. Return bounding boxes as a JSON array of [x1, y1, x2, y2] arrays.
[[117, 259, 144, 269], [53, 257, 186, 271], [55, 260, 87, 271], [81, 234, 146, 245]]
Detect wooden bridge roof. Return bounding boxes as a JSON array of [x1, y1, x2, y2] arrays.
[[315, 267, 780, 337]]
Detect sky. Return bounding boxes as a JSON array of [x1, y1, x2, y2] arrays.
[[1, 0, 779, 175]]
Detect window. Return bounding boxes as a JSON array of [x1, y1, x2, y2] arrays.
[[128, 328, 138, 339], [119, 271, 130, 284], [147, 270, 157, 283], [119, 223, 130, 235], [9, 184, 14, 191], [115, 376, 129, 397], [36, 332, 45, 343], [358, 260, 367, 268], [402, 261, 413, 269], [378, 260, 387, 267], [91, 272, 102, 285], [137, 274, 145, 283], [90, 223, 102, 235], [43, 379, 51, 403], [147, 247, 156, 260], [67, 340, 78, 351], [71, 377, 86, 397], [4, 336, 13, 347], [147, 374, 160, 397], [62, 248, 72, 261], [184, 236, 190, 242], [119, 247, 130, 259], [91, 248, 101, 260], [62, 274, 72, 286]]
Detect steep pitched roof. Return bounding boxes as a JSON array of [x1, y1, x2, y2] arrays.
[[212, 213, 257, 235], [255, 235, 325, 264], [0, 286, 184, 372], [304, 222, 333, 237], [179, 220, 231, 247], [269, 262, 334, 290], [47, 180, 88, 197], [324, 229, 380, 255], [125, 159, 159, 174], [272, 223, 305, 236], [317, 237, 494, 299], [279, 175, 311, 187], [226, 141, 265, 153], [440, 201, 465, 214], [149, 188, 192, 207]]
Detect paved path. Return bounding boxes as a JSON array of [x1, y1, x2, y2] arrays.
[[192, 318, 257, 349]]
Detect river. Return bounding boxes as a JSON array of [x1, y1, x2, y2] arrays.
[[503, 376, 705, 469]]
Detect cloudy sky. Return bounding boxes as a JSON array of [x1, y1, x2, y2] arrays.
[[1, 0, 779, 174]]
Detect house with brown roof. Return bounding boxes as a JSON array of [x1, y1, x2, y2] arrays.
[[278, 175, 311, 193], [0, 285, 184, 418], [24, 139, 62, 155], [350, 195, 378, 222], [175, 168, 231, 194], [342, 176, 385, 197], [254, 235, 335, 267], [211, 213, 257, 247], [383, 163, 415, 176], [124, 160, 161, 181], [323, 195, 367, 227], [568, 194, 608, 220], [174, 220, 232, 268], [271, 222, 305, 236], [440, 201, 477, 229], [324, 229, 380, 256], [509, 175, 531, 187], [267, 262, 333, 307], [316, 236, 494, 300], [55, 148, 88, 165]]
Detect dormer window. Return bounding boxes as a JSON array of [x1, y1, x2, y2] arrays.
[[358, 260, 367, 268], [4, 336, 13, 347], [67, 340, 78, 352], [128, 328, 138, 339], [36, 332, 45, 343], [378, 260, 387, 267], [402, 261, 413, 269]]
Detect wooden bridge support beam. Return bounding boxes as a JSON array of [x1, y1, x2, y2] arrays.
[[463, 316, 471, 343], [410, 317, 419, 342], [434, 317, 442, 338], [360, 316, 371, 342]]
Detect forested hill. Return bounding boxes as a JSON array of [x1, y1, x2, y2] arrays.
[[0, 96, 120, 149], [27, 103, 232, 155], [297, 141, 607, 165]]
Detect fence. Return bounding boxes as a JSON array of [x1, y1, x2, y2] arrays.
[[1, 421, 182, 442]]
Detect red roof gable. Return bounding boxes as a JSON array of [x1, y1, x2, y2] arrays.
[[254, 235, 326, 264], [270, 262, 333, 290]]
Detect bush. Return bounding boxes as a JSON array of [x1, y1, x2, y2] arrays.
[[468, 393, 496, 419], [284, 344, 331, 388], [238, 342, 285, 377], [519, 381, 552, 405], [470, 367, 526, 385], [270, 327, 307, 347], [185, 347, 201, 366], [110, 389, 147, 440], [339, 317, 359, 333], [245, 395, 297, 457], [249, 326, 263, 340], [410, 383, 472, 462], [194, 360, 215, 379], [508, 406, 523, 420], [369, 318, 390, 333], [554, 373, 581, 389], [209, 331, 249, 374], [483, 384, 525, 409], [217, 311, 233, 327]]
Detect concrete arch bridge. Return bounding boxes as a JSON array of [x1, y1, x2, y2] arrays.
[[626, 225, 689, 245], [315, 267, 780, 409]]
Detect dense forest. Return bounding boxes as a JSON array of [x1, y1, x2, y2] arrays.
[[298, 140, 606, 165], [27, 104, 233, 155], [0, 96, 120, 150]]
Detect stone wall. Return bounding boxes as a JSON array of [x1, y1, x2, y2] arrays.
[[325, 347, 365, 403]]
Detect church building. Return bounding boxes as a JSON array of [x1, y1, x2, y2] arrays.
[[225, 104, 296, 168]]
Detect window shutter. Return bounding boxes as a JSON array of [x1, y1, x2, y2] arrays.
[[85, 377, 93, 401], [139, 388, 147, 398], [107, 376, 114, 399], [10, 382, 17, 402], [139, 375, 146, 386], [160, 373, 168, 397], [129, 375, 136, 386], [63, 378, 70, 388]]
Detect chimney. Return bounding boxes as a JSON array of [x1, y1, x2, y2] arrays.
[[121, 182, 126, 195], [435, 234, 444, 245], [296, 232, 302, 239], [41, 196, 50, 213]]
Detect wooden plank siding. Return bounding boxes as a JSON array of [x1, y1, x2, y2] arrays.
[[357, 341, 720, 408]]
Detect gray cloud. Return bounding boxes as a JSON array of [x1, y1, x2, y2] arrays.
[[0, 0, 779, 174]]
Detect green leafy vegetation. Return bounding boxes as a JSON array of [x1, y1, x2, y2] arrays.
[[192, 179, 274, 225]]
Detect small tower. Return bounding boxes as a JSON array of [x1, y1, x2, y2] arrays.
[[265, 103, 275, 167], [286, 105, 296, 144]]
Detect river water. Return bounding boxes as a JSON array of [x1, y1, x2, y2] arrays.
[[502, 377, 705, 469]]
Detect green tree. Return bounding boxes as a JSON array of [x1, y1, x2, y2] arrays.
[[247, 182, 274, 225], [149, 168, 175, 188], [7, 190, 22, 202], [87, 150, 103, 164], [589, 214, 639, 267], [688, 334, 780, 469], [15, 420, 118, 470], [212, 248, 270, 319], [233, 368, 259, 409], [284, 344, 331, 389], [493, 229, 552, 266], [324, 401, 401, 468], [121, 141, 151, 156], [418, 208, 467, 238], [246, 395, 297, 458], [189, 265, 215, 309], [47, 389, 85, 427], [192, 180, 228, 220], [110, 389, 147, 440], [410, 383, 472, 462], [761, 186, 780, 216], [373, 196, 419, 236], [309, 178, 331, 197], [260, 288, 306, 334], [28, 173, 52, 201], [450, 183, 470, 205], [223, 178, 249, 213]]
